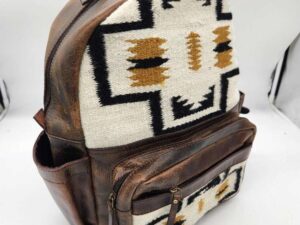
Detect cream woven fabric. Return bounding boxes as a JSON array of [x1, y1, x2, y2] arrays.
[[79, 0, 240, 148]]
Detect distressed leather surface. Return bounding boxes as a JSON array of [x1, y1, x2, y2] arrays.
[[133, 131, 253, 199], [34, 91, 253, 225], [34, 104, 256, 225], [113, 118, 256, 213], [44, 0, 126, 143], [132, 146, 252, 215], [34, 0, 257, 224], [33, 132, 97, 225]]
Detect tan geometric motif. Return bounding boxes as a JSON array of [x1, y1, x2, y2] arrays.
[[186, 32, 202, 71], [127, 38, 170, 87], [198, 199, 205, 213], [215, 179, 229, 199], [213, 26, 233, 69]]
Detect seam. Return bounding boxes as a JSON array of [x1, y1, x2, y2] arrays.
[[132, 160, 248, 215], [111, 117, 248, 180], [130, 132, 254, 205], [46, 132, 84, 143], [108, 113, 240, 182], [41, 171, 90, 184], [88, 102, 240, 153], [36, 157, 89, 172], [115, 129, 255, 211], [44, 1, 96, 111], [87, 149, 100, 225]]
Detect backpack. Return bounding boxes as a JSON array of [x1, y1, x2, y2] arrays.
[[33, 1, 257, 225]]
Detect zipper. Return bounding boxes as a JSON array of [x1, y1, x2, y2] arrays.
[[112, 116, 242, 189], [108, 187, 183, 225], [167, 188, 182, 225], [130, 142, 253, 216], [44, 0, 97, 108], [112, 114, 239, 184], [108, 192, 116, 225]]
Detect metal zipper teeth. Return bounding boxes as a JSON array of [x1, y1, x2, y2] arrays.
[[108, 188, 183, 224], [44, 0, 97, 108], [109, 174, 129, 210]]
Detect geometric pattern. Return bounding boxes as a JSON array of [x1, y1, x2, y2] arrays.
[[127, 38, 170, 87], [213, 26, 233, 69], [133, 161, 246, 225], [80, 0, 240, 148], [186, 32, 202, 71]]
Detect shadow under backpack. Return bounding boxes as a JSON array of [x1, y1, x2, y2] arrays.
[[33, 1, 257, 225]]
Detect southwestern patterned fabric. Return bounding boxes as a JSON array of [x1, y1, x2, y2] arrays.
[[79, 0, 240, 148], [133, 161, 246, 225]]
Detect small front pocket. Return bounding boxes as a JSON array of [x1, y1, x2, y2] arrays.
[[132, 146, 251, 225], [110, 117, 256, 225]]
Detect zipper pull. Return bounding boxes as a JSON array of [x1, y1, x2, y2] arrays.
[[108, 192, 116, 225], [167, 188, 182, 225]]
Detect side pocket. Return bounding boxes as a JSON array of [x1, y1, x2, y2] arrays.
[[33, 132, 97, 225]]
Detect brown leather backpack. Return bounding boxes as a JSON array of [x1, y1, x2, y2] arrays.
[[33, 1, 256, 225]]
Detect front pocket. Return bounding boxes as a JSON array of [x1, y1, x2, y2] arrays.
[[132, 146, 251, 225], [110, 117, 256, 225]]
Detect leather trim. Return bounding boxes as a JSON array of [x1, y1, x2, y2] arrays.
[[132, 145, 252, 215], [44, 0, 126, 141], [33, 132, 98, 225], [44, 0, 85, 110], [132, 131, 252, 198], [113, 117, 256, 214], [34, 109, 46, 129]]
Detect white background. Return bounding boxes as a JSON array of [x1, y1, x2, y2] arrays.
[[276, 35, 300, 127], [0, 0, 300, 224]]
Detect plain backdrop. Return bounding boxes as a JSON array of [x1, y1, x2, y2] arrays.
[[276, 35, 300, 127], [0, 0, 300, 225]]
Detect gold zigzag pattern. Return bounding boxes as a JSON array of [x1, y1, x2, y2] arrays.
[[127, 37, 169, 87], [127, 38, 167, 60], [213, 26, 231, 43], [216, 179, 229, 199], [215, 49, 233, 69], [213, 26, 233, 69], [186, 32, 202, 71], [129, 67, 169, 87]]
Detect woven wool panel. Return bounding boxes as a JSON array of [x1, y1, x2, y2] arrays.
[[133, 161, 246, 225], [79, 0, 240, 148]]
